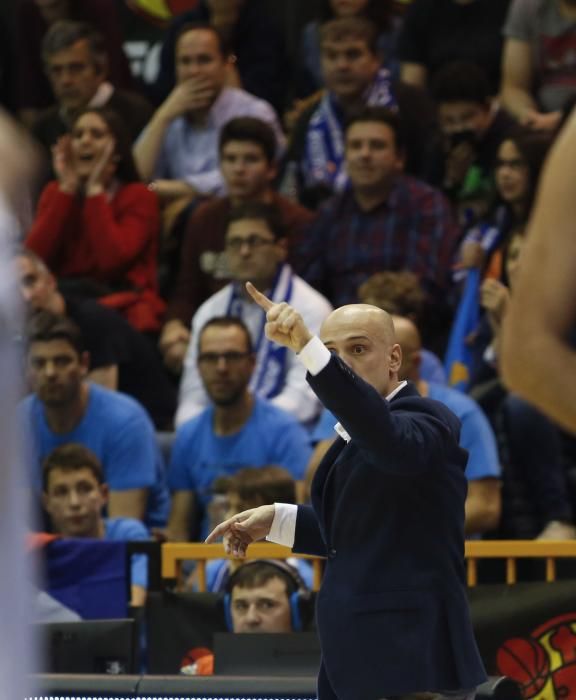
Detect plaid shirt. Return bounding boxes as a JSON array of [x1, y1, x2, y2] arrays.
[[292, 175, 461, 307]]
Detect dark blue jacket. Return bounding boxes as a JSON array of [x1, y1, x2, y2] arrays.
[[293, 356, 486, 699]]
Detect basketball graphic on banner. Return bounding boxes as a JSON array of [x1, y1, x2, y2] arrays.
[[497, 612, 576, 699], [497, 638, 549, 697]]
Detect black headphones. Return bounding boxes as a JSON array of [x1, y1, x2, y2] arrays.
[[223, 559, 312, 632]]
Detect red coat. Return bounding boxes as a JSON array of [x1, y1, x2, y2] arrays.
[[26, 182, 165, 332]]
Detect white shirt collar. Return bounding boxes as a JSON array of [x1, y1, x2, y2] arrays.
[[89, 81, 114, 108], [334, 380, 408, 443]]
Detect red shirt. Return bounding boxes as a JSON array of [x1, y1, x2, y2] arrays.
[[27, 182, 165, 332]]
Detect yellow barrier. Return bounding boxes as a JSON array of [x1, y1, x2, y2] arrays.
[[465, 540, 576, 586], [162, 540, 576, 591], [162, 542, 324, 591]]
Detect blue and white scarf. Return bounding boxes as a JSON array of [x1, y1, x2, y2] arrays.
[[303, 68, 396, 192], [226, 263, 293, 400]]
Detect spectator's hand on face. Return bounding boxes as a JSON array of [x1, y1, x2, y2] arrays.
[[52, 135, 79, 195], [480, 278, 510, 333], [85, 138, 116, 196], [205, 504, 276, 557], [160, 78, 218, 122], [444, 141, 476, 190]]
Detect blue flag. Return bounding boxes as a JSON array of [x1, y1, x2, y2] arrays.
[[444, 268, 481, 392]]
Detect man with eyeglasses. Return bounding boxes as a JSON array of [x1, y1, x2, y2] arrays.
[[159, 116, 314, 375], [166, 315, 312, 542], [174, 200, 332, 428]]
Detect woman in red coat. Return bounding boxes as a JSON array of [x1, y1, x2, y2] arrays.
[[26, 107, 164, 333]]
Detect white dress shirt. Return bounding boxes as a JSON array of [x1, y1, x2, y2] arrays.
[[153, 87, 285, 195]]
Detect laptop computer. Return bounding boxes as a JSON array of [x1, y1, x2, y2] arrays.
[[213, 632, 321, 676]]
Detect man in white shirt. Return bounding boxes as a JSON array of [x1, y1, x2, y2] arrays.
[[175, 201, 332, 426], [134, 23, 284, 205]]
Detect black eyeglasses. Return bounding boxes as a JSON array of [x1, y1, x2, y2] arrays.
[[198, 351, 252, 365], [225, 235, 276, 252]]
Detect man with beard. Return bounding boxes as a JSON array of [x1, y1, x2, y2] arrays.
[[175, 201, 331, 427], [166, 315, 311, 542], [16, 249, 176, 430], [206, 285, 486, 699], [20, 311, 169, 528]]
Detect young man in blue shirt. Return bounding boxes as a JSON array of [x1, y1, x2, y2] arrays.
[[22, 311, 169, 528], [41, 443, 150, 606], [167, 316, 311, 541]]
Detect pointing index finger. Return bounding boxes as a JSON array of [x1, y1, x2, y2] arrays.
[[246, 281, 274, 311]]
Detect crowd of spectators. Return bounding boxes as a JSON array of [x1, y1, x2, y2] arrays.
[[3, 0, 576, 646]]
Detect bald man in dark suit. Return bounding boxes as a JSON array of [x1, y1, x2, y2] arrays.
[[208, 283, 486, 700]]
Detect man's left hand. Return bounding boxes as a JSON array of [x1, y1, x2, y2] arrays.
[[246, 282, 313, 353]]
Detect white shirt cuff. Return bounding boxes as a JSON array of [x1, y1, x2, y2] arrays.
[[297, 335, 331, 376], [266, 503, 298, 548]]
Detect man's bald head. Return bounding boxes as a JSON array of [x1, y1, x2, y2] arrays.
[[392, 316, 422, 383], [321, 304, 396, 347], [320, 304, 402, 397]]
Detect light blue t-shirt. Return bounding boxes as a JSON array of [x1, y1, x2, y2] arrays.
[[168, 397, 312, 537], [312, 383, 501, 481], [420, 349, 447, 385], [105, 517, 150, 589], [21, 384, 170, 528], [426, 383, 501, 481]]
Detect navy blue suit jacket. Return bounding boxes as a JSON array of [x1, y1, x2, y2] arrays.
[[293, 356, 486, 699]]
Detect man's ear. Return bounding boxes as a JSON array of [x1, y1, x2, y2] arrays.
[[95, 56, 109, 80], [41, 491, 52, 516], [276, 237, 288, 262], [80, 351, 91, 377], [100, 483, 109, 506], [47, 272, 58, 294], [395, 147, 406, 173], [390, 342, 402, 373], [266, 162, 278, 184]]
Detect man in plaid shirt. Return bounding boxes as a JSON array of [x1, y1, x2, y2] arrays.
[[292, 107, 461, 322]]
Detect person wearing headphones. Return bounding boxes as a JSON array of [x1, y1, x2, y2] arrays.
[[225, 559, 311, 634], [181, 559, 312, 675]]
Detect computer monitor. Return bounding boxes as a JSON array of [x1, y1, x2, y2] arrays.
[[213, 632, 321, 676], [38, 619, 136, 674]]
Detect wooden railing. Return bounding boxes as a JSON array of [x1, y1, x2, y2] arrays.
[[465, 540, 576, 586], [162, 540, 576, 591], [162, 543, 324, 591]]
